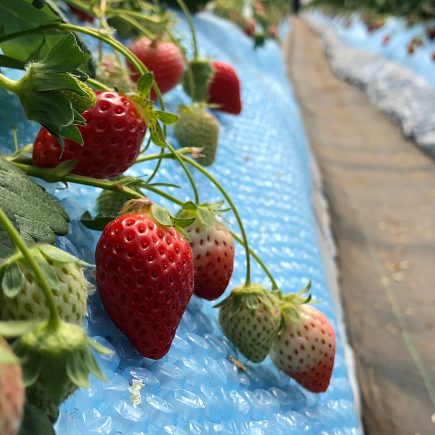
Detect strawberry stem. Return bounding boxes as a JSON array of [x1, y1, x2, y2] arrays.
[[0, 73, 18, 93], [176, 0, 199, 58], [0, 209, 61, 330]]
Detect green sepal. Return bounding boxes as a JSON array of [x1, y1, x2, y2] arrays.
[[245, 293, 259, 310], [11, 33, 95, 145], [13, 321, 111, 405], [171, 216, 196, 229], [80, 211, 114, 232], [37, 261, 59, 289], [37, 244, 91, 267], [49, 160, 77, 177], [137, 72, 154, 97], [156, 110, 179, 125], [19, 402, 56, 435], [36, 33, 86, 72], [0, 320, 42, 337], [151, 204, 172, 227], [2, 262, 24, 298]]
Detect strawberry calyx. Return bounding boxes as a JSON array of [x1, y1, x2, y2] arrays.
[[273, 281, 313, 327], [176, 200, 227, 228], [12, 321, 111, 405], [215, 283, 279, 317], [182, 57, 214, 102], [127, 77, 178, 147], [119, 199, 196, 240], [0, 33, 96, 148]]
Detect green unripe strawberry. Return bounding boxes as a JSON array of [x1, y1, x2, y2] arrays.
[[58, 79, 97, 114], [174, 105, 219, 166], [0, 338, 24, 435], [217, 284, 282, 362], [26, 377, 77, 423], [182, 58, 214, 102], [0, 245, 90, 325], [96, 189, 130, 217], [96, 54, 135, 92], [13, 322, 110, 408]]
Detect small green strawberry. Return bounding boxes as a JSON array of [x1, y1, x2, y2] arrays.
[[13, 321, 110, 409], [0, 337, 24, 435], [0, 244, 90, 325], [96, 189, 130, 217], [174, 104, 219, 166], [26, 375, 77, 422], [217, 284, 281, 362], [182, 58, 214, 102], [58, 80, 97, 114], [96, 54, 135, 92]]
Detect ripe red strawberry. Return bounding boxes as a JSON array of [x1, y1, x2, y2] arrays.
[[128, 37, 184, 98], [185, 218, 234, 300], [382, 35, 391, 45], [69, 6, 94, 23], [32, 91, 146, 179], [95, 206, 194, 359], [243, 17, 257, 37], [208, 61, 242, 115], [0, 338, 24, 435], [270, 305, 336, 393]]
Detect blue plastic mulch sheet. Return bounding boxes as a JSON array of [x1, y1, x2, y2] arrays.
[[310, 12, 435, 88], [0, 12, 361, 434]]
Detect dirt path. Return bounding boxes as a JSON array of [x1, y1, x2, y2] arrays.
[[285, 18, 435, 435]]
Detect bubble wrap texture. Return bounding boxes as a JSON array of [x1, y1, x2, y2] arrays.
[[0, 12, 361, 434], [307, 12, 435, 158]]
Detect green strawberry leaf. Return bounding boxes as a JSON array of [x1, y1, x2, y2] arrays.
[[19, 402, 56, 435], [151, 204, 172, 227], [156, 110, 179, 125], [0, 320, 42, 337], [1, 262, 24, 298], [80, 211, 114, 231], [137, 72, 154, 97], [0, 158, 69, 259]]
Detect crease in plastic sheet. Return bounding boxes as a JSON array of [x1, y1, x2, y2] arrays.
[[0, 12, 362, 434], [307, 13, 435, 158]]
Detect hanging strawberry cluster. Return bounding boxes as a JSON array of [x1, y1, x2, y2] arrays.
[[0, 0, 336, 432]]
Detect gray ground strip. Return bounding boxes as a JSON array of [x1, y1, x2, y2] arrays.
[[307, 14, 435, 159]]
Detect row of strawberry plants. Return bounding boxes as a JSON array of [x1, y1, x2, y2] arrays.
[[0, 1, 336, 433]]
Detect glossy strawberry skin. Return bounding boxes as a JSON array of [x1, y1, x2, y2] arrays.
[[128, 38, 184, 98], [32, 91, 146, 179], [208, 61, 242, 115], [271, 305, 336, 393], [95, 213, 194, 359], [185, 220, 234, 300]]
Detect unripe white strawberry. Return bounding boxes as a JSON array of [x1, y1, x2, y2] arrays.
[[0, 245, 90, 325]]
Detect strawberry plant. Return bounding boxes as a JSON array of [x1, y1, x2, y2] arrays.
[[0, 0, 338, 431]]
